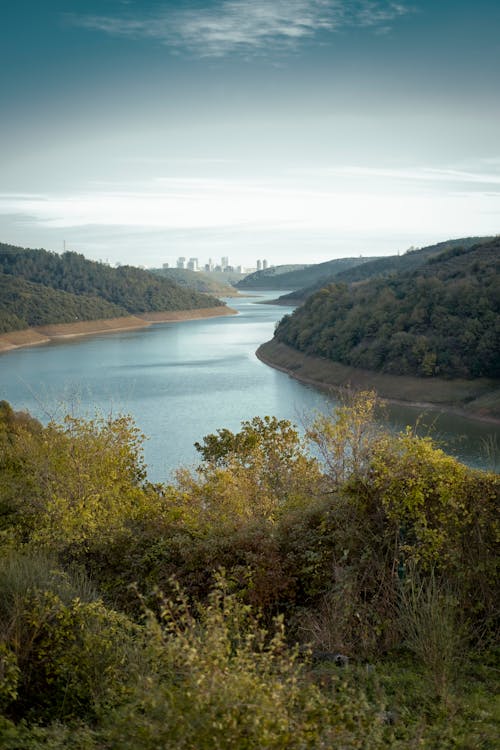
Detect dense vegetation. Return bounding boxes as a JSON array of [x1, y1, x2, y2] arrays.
[[0, 244, 224, 333], [237, 258, 373, 291], [236, 264, 307, 289], [276, 236, 494, 304], [274, 238, 500, 379], [150, 267, 237, 296], [0, 394, 498, 747], [0, 273, 127, 333]]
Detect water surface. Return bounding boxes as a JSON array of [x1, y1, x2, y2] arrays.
[[1, 292, 498, 480]]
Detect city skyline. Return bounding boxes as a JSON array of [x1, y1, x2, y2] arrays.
[[1, 1, 499, 267], [167, 255, 269, 273]]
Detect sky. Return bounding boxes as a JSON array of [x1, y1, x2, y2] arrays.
[[1, 0, 499, 268]]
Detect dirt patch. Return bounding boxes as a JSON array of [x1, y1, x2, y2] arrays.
[[0, 329, 51, 352]]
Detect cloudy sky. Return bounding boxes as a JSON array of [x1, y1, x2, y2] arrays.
[[1, 1, 499, 267]]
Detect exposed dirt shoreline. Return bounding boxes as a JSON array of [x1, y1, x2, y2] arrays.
[[256, 340, 500, 425], [0, 306, 238, 353]]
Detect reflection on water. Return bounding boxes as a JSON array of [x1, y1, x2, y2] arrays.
[[1, 292, 498, 480]]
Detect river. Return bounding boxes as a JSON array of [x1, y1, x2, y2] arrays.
[[1, 292, 498, 480]]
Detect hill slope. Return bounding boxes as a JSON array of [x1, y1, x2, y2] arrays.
[[235, 264, 309, 290], [237, 258, 376, 291], [0, 273, 127, 333], [150, 267, 238, 296], [273, 238, 500, 380], [276, 236, 493, 304], [0, 244, 223, 315], [0, 244, 225, 334]]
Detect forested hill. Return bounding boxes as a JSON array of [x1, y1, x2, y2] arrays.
[[237, 258, 372, 291], [0, 244, 224, 333], [150, 267, 237, 296], [333, 236, 494, 284], [235, 264, 308, 290], [276, 236, 493, 304], [0, 273, 127, 333], [274, 237, 500, 379]]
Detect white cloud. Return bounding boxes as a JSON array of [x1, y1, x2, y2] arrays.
[[356, 1, 410, 27], [291, 164, 500, 189], [69, 1, 413, 58], [0, 175, 498, 239]]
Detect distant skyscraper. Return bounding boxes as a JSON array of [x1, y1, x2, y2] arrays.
[[262, 259, 268, 270], [221, 256, 229, 269], [187, 257, 199, 271], [162, 262, 169, 269], [257, 259, 262, 271], [176, 256, 186, 269]]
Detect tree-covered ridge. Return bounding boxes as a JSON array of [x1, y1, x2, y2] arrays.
[[237, 257, 373, 290], [0, 395, 498, 747], [0, 273, 127, 333], [0, 244, 224, 317], [274, 238, 500, 379], [276, 235, 494, 304], [150, 267, 237, 296], [332, 235, 494, 284], [235, 263, 308, 289]]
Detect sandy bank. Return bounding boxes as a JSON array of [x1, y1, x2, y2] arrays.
[[257, 340, 500, 424], [0, 306, 237, 353], [138, 306, 237, 323]]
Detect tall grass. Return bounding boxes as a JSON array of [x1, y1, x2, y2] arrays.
[[397, 568, 466, 703]]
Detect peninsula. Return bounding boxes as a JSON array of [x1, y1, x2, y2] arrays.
[[258, 237, 500, 422]]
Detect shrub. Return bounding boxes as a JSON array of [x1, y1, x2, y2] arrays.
[[0, 551, 140, 723], [104, 576, 384, 749]]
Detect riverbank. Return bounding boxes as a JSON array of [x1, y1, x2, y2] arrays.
[[257, 340, 500, 423], [0, 306, 238, 353]]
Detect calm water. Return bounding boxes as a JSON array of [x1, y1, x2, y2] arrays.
[[1, 292, 498, 480]]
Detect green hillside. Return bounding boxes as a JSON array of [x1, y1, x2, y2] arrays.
[[0, 244, 225, 333], [274, 238, 500, 379], [237, 257, 376, 291], [276, 236, 494, 304], [333, 236, 494, 284], [235, 263, 309, 289], [150, 267, 238, 296], [0, 273, 127, 333], [0, 244, 223, 313]]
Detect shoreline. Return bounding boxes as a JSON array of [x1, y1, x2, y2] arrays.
[[0, 306, 238, 353], [256, 340, 500, 425]]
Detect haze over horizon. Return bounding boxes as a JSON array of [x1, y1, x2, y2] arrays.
[[1, 1, 499, 268]]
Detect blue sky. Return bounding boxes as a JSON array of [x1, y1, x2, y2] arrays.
[[1, 0, 499, 267]]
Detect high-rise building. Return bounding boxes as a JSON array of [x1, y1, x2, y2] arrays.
[[221, 256, 229, 269], [257, 259, 262, 271], [187, 257, 199, 271], [262, 259, 268, 270], [176, 256, 186, 269], [162, 262, 169, 269]]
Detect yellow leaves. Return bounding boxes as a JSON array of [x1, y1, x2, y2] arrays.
[[307, 389, 384, 487], [0, 411, 154, 551], [173, 417, 323, 533], [368, 427, 482, 567]]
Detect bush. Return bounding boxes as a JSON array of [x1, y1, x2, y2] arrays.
[[104, 576, 384, 750], [0, 551, 140, 723]]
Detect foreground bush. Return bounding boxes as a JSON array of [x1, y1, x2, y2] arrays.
[[0, 395, 498, 747], [0, 552, 141, 723], [104, 578, 384, 750]]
